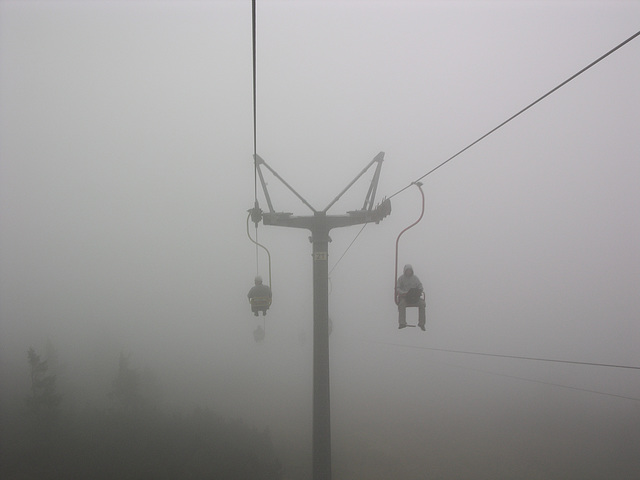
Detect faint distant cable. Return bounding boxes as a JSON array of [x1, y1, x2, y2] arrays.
[[368, 341, 640, 371], [328, 223, 368, 276], [350, 335, 640, 401], [388, 29, 640, 200], [429, 357, 640, 403]]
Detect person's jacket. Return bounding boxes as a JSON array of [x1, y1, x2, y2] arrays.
[[248, 283, 272, 299], [397, 264, 423, 295]]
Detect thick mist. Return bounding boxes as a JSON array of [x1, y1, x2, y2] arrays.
[[1, 1, 639, 479]]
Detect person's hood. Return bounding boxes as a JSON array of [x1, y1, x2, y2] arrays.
[[403, 264, 413, 274]]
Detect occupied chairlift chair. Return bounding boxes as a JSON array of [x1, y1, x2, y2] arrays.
[[250, 295, 271, 316], [394, 182, 426, 326]]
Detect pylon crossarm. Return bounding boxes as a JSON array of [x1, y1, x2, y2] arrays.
[[362, 153, 384, 211], [263, 210, 389, 231], [262, 213, 313, 229], [255, 154, 318, 214], [347, 200, 391, 224], [322, 151, 385, 214]]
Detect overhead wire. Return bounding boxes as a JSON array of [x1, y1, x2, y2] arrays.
[[252, 0, 258, 185], [251, 0, 260, 276], [328, 223, 368, 276], [388, 29, 640, 200], [368, 340, 640, 371], [323, 31, 640, 276]]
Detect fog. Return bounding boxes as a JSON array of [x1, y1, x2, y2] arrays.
[[1, 1, 639, 478]]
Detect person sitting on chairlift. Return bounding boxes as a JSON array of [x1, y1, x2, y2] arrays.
[[396, 264, 426, 330], [248, 275, 272, 316]]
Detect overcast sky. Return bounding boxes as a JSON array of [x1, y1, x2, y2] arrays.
[[1, 1, 639, 478]]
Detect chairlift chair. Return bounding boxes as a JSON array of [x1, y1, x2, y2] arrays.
[[250, 296, 272, 316]]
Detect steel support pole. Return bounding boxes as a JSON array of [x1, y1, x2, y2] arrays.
[[311, 212, 331, 480]]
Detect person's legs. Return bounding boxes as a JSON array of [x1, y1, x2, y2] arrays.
[[398, 298, 407, 328], [418, 300, 426, 330]]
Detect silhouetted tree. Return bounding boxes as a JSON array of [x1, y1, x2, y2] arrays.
[[109, 352, 140, 412], [26, 347, 60, 420]]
